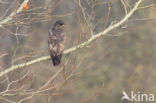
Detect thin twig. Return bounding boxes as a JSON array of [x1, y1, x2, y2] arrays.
[[0, 0, 144, 78], [0, 0, 29, 27]]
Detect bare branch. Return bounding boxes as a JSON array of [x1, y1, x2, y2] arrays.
[[0, 0, 144, 78], [0, 0, 29, 27]]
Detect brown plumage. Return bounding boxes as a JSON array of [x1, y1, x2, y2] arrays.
[[48, 20, 66, 66]]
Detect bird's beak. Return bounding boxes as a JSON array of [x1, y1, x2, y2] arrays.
[[61, 25, 65, 27]]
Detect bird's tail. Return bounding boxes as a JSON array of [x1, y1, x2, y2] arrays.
[[51, 54, 62, 66]]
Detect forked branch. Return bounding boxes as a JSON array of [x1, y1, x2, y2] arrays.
[[0, 0, 144, 78], [0, 0, 29, 27]]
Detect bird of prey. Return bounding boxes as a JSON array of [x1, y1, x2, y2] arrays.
[[48, 20, 66, 66]]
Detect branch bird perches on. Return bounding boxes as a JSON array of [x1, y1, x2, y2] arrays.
[[0, 0, 144, 78]]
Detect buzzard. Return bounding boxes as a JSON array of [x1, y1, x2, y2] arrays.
[[48, 20, 66, 66]]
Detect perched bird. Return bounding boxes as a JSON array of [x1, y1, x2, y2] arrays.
[[48, 20, 66, 66]]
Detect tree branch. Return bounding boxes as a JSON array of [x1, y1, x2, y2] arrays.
[[0, 0, 144, 78], [0, 0, 29, 27]]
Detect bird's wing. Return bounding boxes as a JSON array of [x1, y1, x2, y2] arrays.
[[48, 29, 58, 57], [57, 30, 66, 53]]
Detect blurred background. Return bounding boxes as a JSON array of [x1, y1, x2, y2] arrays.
[[0, 0, 155, 103]]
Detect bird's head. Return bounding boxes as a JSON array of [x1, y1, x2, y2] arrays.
[[54, 20, 65, 29]]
